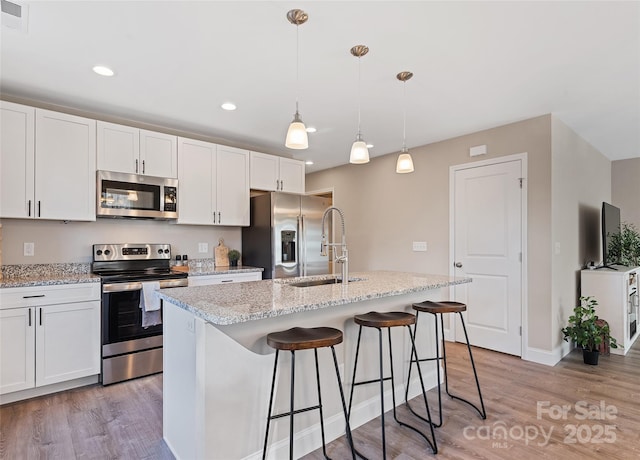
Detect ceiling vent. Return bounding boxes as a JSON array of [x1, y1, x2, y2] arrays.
[[1, 0, 28, 32]]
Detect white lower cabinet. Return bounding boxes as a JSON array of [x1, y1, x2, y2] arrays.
[[188, 272, 262, 287], [0, 284, 101, 396]]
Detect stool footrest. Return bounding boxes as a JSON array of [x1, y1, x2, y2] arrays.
[[353, 376, 392, 387], [269, 404, 322, 421]]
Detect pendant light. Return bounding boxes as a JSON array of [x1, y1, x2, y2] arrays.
[[349, 45, 370, 164], [285, 9, 309, 150], [396, 71, 415, 174]]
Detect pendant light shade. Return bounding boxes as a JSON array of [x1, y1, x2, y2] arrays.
[[286, 111, 308, 149], [285, 9, 309, 150], [396, 150, 415, 173], [396, 71, 415, 174], [349, 45, 370, 164]]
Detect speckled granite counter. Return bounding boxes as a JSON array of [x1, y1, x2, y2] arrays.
[[158, 270, 470, 325], [0, 263, 100, 288]]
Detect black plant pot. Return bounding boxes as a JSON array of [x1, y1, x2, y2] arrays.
[[230, 260, 238, 267], [582, 348, 599, 365]]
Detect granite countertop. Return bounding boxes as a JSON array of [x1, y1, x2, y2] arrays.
[[0, 263, 100, 288], [157, 271, 472, 326]]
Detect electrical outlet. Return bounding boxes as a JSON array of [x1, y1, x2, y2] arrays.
[[24, 242, 34, 257], [412, 241, 427, 252], [198, 242, 208, 253]]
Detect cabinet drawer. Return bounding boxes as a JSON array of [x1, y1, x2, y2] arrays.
[[0, 283, 100, 309], [188, 272, 261, 287]]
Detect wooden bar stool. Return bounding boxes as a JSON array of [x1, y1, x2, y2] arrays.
[[348, 311, 437, 458], [405, 301, 486, 427], [262, 327, 356, 460]]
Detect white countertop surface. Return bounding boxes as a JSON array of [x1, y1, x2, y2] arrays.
[[157, 271, 472, 325]]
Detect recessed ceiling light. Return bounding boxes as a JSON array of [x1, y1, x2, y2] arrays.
[[305, 160, 314, 165], [92, 65, 114, 77], [305, 127, 317, 133], [221, 102, 237, 111], [366, 143, 374, 148]]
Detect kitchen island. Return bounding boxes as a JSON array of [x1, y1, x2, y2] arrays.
[[158, 271, 471, 460]]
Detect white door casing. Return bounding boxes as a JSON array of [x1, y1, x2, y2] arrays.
[[450, 154, 526, 356]]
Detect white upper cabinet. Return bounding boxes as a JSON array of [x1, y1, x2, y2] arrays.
[[35, 110, 96, 221], [177, 138, 249, 226], [1, 102, 96, 221], [0, 101, 35, 218], [97, 121, 177, 178], [250, 152, 305, 194]]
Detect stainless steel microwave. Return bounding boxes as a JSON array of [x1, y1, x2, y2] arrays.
[[97, 170, 178, 219]]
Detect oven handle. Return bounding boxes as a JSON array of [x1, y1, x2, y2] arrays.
[[102, 279, 188, 293]]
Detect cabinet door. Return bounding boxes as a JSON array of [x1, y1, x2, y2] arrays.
[[96, 121, 140, 174], [0, 307, 35, 394], [140, 129, 178, 178], [249, 151, 279, 191], [177, 137, 215, 225], [35, 301, 100, 387], [216, 146, 250, 226], [279, 157, 305, 193], [0, 102, 35, 218], [35, 109, 96, 221]]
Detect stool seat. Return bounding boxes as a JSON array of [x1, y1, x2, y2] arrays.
[[412, 300, 466, 314], [354, 311, 416, 328], [267, 327, 343, 351]]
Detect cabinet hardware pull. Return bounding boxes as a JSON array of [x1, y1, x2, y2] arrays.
[[28, 309, 32, 327], [218, 211, 221, 223], [135, 159, 139, 173], [39, 308, 42, 326], [22, 294, 45, 299], [213, 212, 216, 224], [221, 280, 233, 283], [38, 201, 41, 217], [28, 200, 32, 217], [142, 160, 145, 174], [280, 180, 284, 191]]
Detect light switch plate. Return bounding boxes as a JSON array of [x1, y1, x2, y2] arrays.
[[24, 242, 34, 256], [412, 241, 427, 252], [198, 242, 208, 253]]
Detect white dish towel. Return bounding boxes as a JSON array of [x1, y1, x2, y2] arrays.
[[140, 281, 162, 328]]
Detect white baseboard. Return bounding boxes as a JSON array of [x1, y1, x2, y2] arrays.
[[523, 342, 572, 366], [0, 374, 99, 405], [244, 367, 439, 460]]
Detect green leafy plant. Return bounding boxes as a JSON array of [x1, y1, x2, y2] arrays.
[[607, 222, 640, 267], [228, 249, 241, 262], [561, 296, 618, 351]]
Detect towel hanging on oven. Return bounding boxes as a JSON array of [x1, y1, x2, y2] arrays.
[[140, 281, 162, 328]]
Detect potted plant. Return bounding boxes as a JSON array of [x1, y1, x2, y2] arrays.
[[561, 296, 617, 365], [228, 249, 241, 267], [608, 222, 640, 267]]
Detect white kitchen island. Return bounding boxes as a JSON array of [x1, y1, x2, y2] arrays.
[[158, 271, 471, 460]]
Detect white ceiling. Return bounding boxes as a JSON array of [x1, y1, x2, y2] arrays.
[[1, 1, 638, 173]]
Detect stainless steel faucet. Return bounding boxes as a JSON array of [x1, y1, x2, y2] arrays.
[[321, 206, 349, 285]]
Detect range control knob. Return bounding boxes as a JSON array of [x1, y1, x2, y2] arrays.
[[158, 249, 164, 255], [164, 249, 170, 254], [96, 249, 103, 256], [104, 249, 111, 256]]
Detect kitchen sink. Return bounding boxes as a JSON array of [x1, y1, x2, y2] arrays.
[[289, 277, 363, 287]]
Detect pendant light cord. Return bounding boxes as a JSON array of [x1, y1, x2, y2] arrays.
[[357, 56, 362, 137], [402, 81, 407, 151], [295, 24, 300, 114]]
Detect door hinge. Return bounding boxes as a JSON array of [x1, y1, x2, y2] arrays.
[[518, 178, 524, 188]]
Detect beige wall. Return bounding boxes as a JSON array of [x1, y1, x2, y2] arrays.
[[612, 158, 640, 229], [0, 218, 241, 264], [550, 117, 611, 354], [307, 115, 553, 353]]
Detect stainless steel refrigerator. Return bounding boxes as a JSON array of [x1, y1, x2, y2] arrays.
[[242, 192, 331, 279]]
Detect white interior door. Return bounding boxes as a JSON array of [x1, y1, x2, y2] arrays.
[[451, 157, 524, 356]]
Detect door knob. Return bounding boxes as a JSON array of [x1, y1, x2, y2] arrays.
[[455, 262, 463, 268]]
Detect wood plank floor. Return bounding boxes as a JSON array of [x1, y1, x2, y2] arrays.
[[1, 339, 638, 459]]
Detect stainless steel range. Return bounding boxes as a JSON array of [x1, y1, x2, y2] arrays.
[[92, 243, 188, 385]]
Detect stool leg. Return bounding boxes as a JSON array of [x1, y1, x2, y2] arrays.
[[262, 350, 280, 460], [289, 350, 296, 460], [313, 348, 330, 459], [377, 328, 387, 459], [457, 311, 487, 419], [330, 345, 357, 460], [347, 325, 363, 420]]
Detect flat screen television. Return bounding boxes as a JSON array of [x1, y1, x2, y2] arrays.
[[601, 201, 621, 269]]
